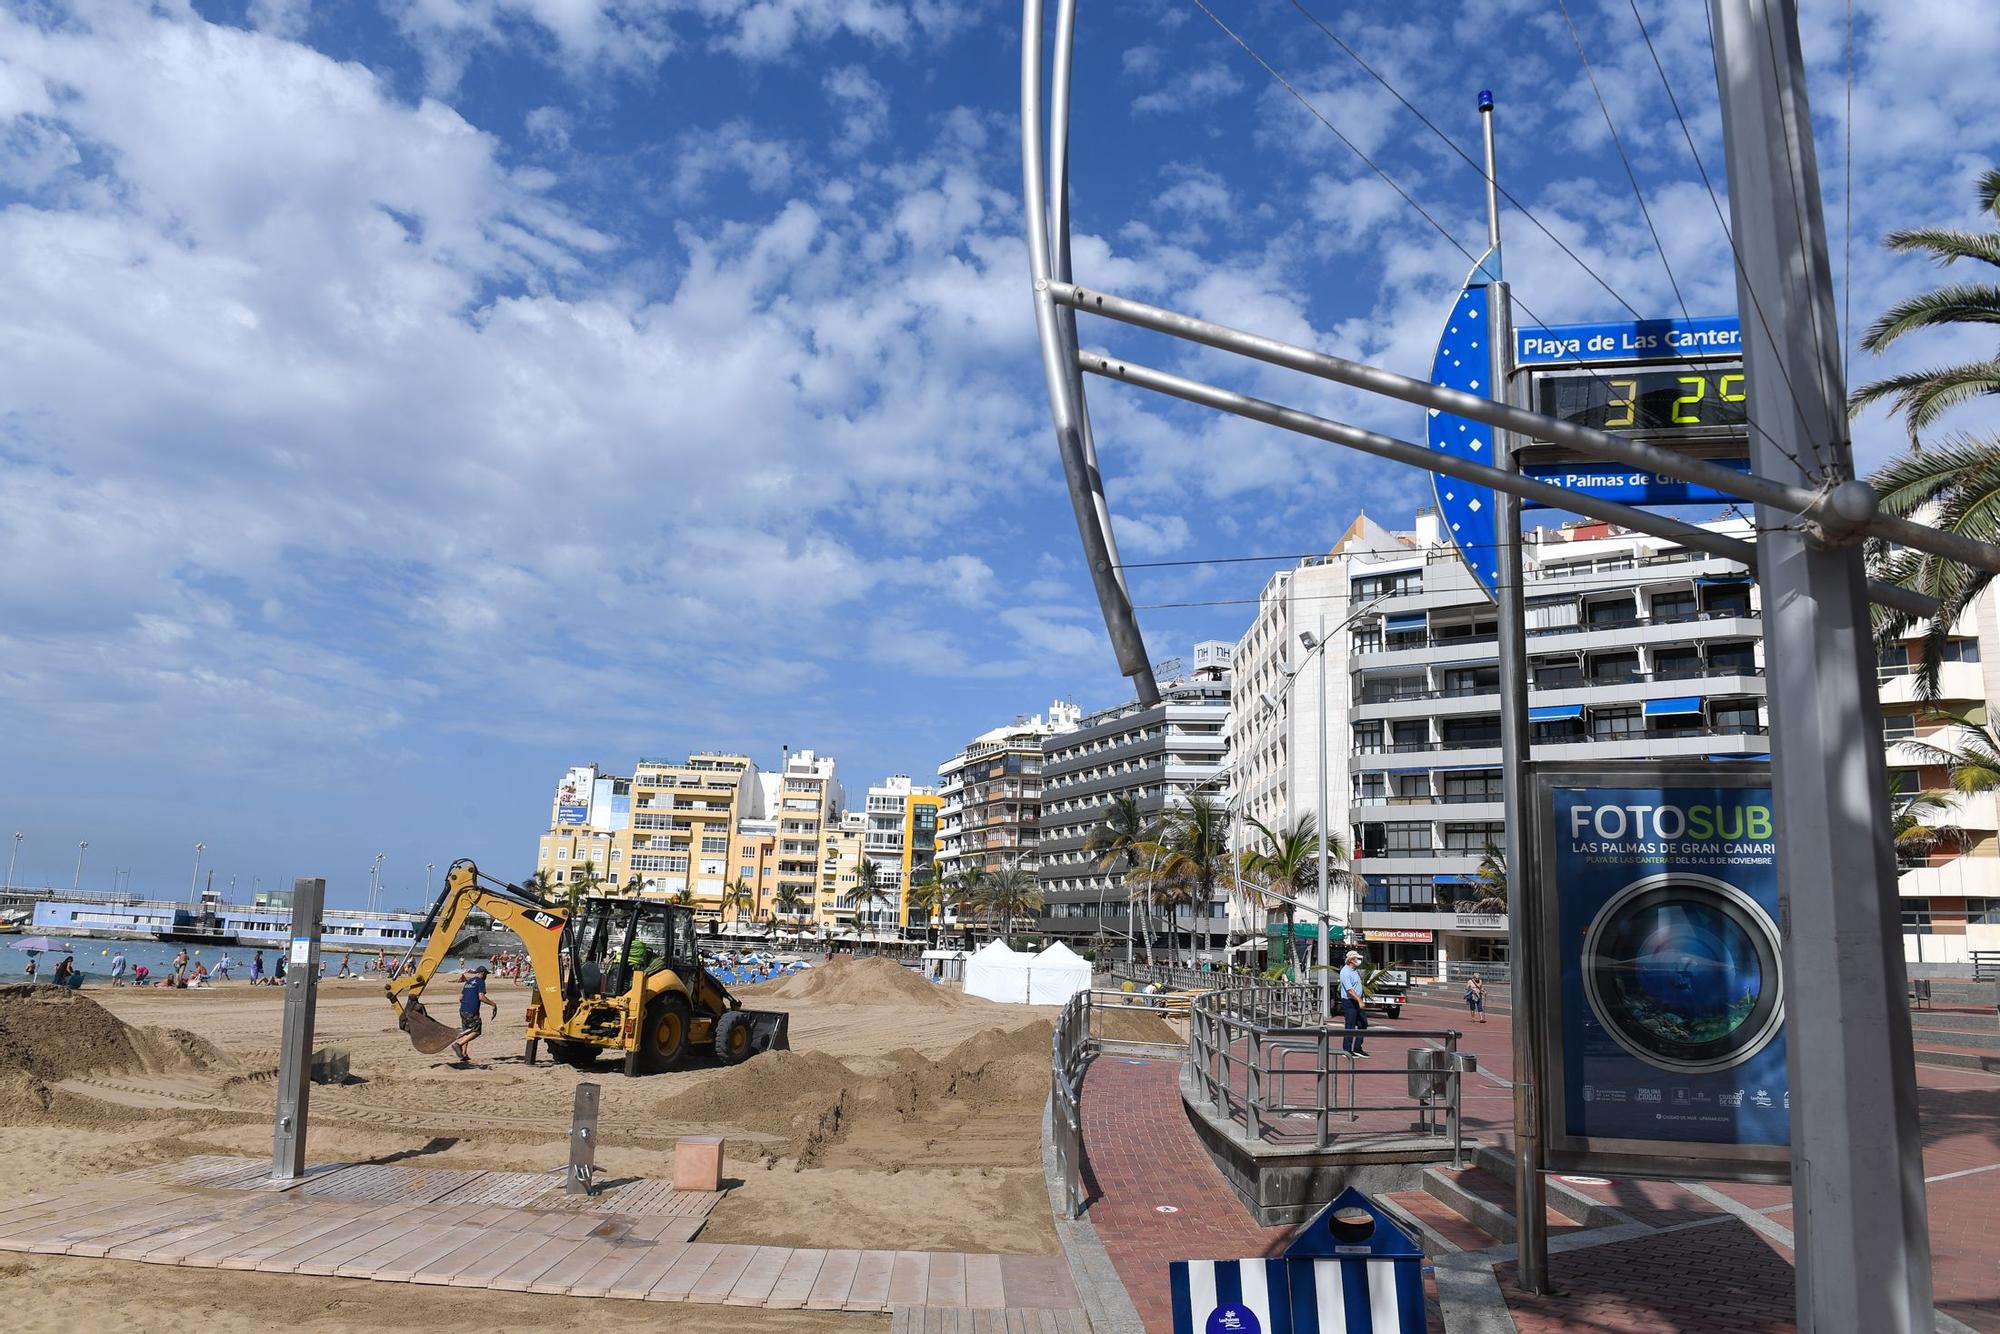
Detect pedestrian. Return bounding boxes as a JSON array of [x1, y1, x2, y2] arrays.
[[188, 961, 209, 988], [1465, 974, 1487, 1023], [251, 951, 265, 984], [211, 954, 234, 982], [1338, 950, 1370, 1058], [274, 954, 287, 983], [110, 951, 127, 985], [336, 954, 352, 978], [172, 949, 189, 984], [23, 956, 36, 983], [451, 966, 497, 1066], [52, 956, 77, 988]]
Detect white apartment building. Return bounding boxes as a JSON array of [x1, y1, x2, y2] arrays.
[[1234, 510, 1772, 978], [934, 701, 1081, 884]]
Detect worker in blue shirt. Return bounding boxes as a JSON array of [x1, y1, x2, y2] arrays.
[[451, 965, 497, 1066], [1338, 950, 1370, 1058]]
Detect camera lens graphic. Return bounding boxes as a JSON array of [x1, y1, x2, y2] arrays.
[[1582, 873, 1784, 1073]]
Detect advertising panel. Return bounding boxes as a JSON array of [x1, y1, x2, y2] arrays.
[[1532, 761, 1790, 1182], [555, 766, 594, 827]]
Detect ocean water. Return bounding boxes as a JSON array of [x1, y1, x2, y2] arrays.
[[0, 939, 465, 983]]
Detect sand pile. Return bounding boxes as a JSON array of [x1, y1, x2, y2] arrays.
[[0, 984, 221, 1124], [666, 1021, 1052, 1169], [747, 957, 979, 1008], [1095, 1008, 1182, 1045]]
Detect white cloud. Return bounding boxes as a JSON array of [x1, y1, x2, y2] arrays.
[[824, 64, 888, 157], [1114, 512, 1192, 557], [525, 104, 572, 151], [1133, 61, 1243, 116]]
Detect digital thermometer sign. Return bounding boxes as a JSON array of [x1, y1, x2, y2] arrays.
[[1535, 362, 1747, 436]]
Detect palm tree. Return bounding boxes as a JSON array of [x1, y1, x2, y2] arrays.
[[566, 859, 602, 915], [1866, 441, 2000, 696], [1469, 841, 1508, 915], [980, 863, 1043, 948], [849, 858, 893, 936], [1889, 784, 1963, 867], [522, 869, 557, 903], [1901, 713, 2000, 795], [774, 883, 810, 929], [1849, 167, 2000, 442], [667, 888, 693, 907], [951, 864, 987, 946], [722, 877, 755, 929], [917, 862, 954, 945], [1147, 796, 1232, 966], [1084, 794, 1153, 953], [1240, 816, 1320, 976]]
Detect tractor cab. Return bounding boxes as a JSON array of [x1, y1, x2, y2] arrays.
[[565, 895, 698, 998]]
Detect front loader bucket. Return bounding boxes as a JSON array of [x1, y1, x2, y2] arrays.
[[397, 1000, 462, 1055], [746, 1011, 790, 1054]]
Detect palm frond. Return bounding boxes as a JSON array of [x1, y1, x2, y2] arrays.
[[1860, 283, 2000, 353], [1980, 166, 2000, 219], [1849, 359, 2000, 428], [1883, 227, 2000, 270]]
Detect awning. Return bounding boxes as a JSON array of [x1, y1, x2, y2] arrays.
[[1643, 697, 1704, 716], [1708, 753, 1771, 763], [1432, 763, 1501, 772], [1529, 704, 1584, 722], [1385, 613, 1428, 631], [1434, 875, 1477, 886], [1696, 574, 1752, 587]]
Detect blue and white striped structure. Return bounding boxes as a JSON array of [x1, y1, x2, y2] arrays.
[[1170, 1258, 1291, 1334], [1168, 1256, 1426, 1334]]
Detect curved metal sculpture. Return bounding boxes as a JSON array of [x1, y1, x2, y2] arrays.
[[1022, 0, 1158, 705]]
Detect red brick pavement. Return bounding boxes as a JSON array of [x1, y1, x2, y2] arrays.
[[1498, 1219, 1798, 1333]]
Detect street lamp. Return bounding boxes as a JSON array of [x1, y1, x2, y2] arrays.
[[426, 862, 435, 902], [1299, 626, 1333, 1022], [369, 853, 384, 913], [6, 832, 19, 891], [74, 840, 88, 893], [190, 842, 206, 904]]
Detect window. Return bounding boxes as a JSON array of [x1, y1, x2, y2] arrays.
[[1353, 722, 1384, 754], [1533, 717, 1585, 742], [1705, 584, 1753, 615], [1353, 570, 1422, 598], [739, 865, 754, 878], [1438, 666, 1498, 697], [1442, 822, 1503, 853], [1709, 642, 1757, 674], [1969, 899, 2000, 926], [1653, 647, 1701, 680], [1586, 598, 1638, 628], [1442, 718, 1500, 747], [1352, 625, 1383, 653], [1384, 823, 1431, 857], [1589, 651, 1640, 684], [1652, 591, 1699, 622], [700, 836, 728, 854], [1441, 770, 1502, 803], [1391, 773, 1430, 802], [1391, 720, 1428, 750], [1714, 702, 1763, 734], [1901, 902, 1933, 935], [1591, 707, 1644, 740], [1525, 597, 1580, 633], [1943, 639, 1982, 664], [1354, 773, 1387, 804], [1358, 875, 1431, 912], [1882, 712, 1918, 741], [1533, 659, 1584, 689]]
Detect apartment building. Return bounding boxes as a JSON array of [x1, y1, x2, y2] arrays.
[[1234, 511, 1772, 977], [934, 702, 1081, 892], [1036, 647, 1233, 952], [1882, 590, 2000, 966], [901, 791, 944, 932], [534, 754, 761, 918], [770, 748, 844, 928]]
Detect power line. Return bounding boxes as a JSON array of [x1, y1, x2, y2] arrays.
[[1210, 0, 1821, 486], [1557, 0, 1695, 328]]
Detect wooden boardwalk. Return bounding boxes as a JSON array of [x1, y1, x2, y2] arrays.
[[0, 1157, 1085, 1325]]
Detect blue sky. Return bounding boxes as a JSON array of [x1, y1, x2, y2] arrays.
[[1, 0, 1993, 907]]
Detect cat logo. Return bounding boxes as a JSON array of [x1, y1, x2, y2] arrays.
[[528, 911, 558, 929]]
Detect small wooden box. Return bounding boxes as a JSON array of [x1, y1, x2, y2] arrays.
[[673, 1135, 724, 1191]]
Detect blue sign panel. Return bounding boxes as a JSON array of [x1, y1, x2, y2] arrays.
[[1550, 779, 1790, 1160], [1515, 316, 1741, 366], [1428, 254, 1501, 599], [1520, 458, 1751, 508]]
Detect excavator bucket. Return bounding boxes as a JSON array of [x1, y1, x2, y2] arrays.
[[396, 999, 462, 1055], [744, 1010, 790, 1054]]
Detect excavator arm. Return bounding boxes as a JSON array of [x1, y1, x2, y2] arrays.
[[386, 859, 569, 1053]]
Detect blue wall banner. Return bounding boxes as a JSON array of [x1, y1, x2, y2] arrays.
[[1531, 761, 1792, 1182], [1515, 316, 1741, 366], [1519, 459, 1750, 508]]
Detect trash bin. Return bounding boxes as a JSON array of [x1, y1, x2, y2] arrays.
[[1406, 1046, 1448, 1102], [1283, 1186, 1426, 1332]]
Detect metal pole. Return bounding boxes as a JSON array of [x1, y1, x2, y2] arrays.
[[190, 843, 205, 906], [271, 876, 325, 1180], [6, 833, 18, 892], [73, 841, 86, 893], [1315, 612, 1331, 1023], [567, 1082, 601, 1195], [1711, 5, 1933, 1329]]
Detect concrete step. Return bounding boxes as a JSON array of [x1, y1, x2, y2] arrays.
[[1914, 1043, 2000, 1074], [1381, 1189, 1499, 1254], [1909, 1024, 2000, 1053], [1415, 1159, 1618, 1246]]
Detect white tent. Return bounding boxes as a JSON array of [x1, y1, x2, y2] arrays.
[[1027, 942, 1093, 1005], [962, 939, 1032, 1003]]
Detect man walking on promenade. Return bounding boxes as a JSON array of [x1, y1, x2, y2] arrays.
[[1338, 950, 1370, 1058]]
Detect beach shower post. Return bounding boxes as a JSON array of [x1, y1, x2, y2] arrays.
[[271, 876, 325, 1180]]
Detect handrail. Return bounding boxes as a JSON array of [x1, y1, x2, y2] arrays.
[[1049, 986, 1193, 1218], [1184, 984, 1469, 1164]]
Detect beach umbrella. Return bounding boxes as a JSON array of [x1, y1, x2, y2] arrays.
[[10, 937, 70, 953]]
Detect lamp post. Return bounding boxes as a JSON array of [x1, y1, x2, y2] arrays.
[[190, 843, 206, 905], [1299, 621, 1333, 1022], [368, 853, 384, 914], [426, 863, 435, 903], [74, 840, 88, 893], [6, 832, 19, 891]]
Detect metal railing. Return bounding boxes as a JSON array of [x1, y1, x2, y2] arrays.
[[1445, 961, 1511, 984], [1186, 985, 1469, 1163], [1973, 952, 2000, 983], [1050, 987, 1192, 1218], [1116, 960, 1241, 991]]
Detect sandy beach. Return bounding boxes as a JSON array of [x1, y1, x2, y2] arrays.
[[0, 960, 1165, 1328]]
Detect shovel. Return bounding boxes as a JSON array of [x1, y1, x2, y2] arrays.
[[396, 999, 462, 1055]]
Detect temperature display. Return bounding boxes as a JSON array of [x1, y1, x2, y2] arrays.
[[1535, 363, 1747, 435]]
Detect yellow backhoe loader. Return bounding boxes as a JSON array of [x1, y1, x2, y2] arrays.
[[386, 859, 789, 1075]]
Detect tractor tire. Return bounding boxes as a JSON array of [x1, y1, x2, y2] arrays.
[[713, 1011, 756, 1066], [548, 1040, 600, 1069], [636, 993, 692, 1074]]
